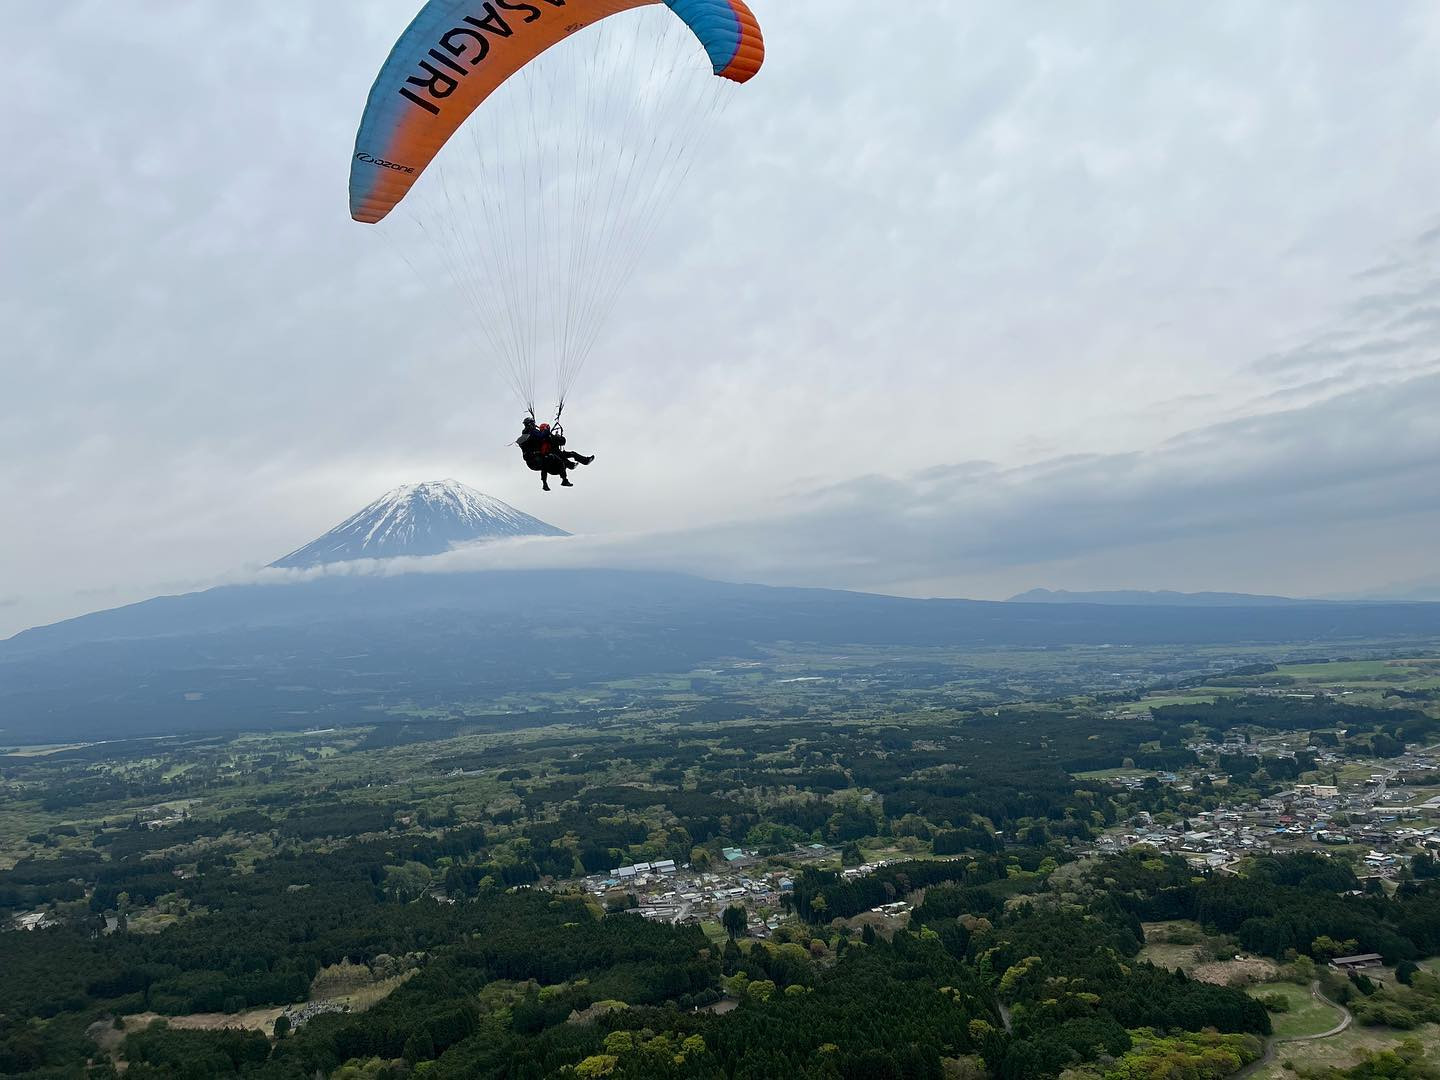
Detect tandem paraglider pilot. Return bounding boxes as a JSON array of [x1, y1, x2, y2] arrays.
[[517, 417, 594, 492], [348, 1, 765, 455]]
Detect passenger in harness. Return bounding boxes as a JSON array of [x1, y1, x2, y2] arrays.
[[516, 417, 594, 492]]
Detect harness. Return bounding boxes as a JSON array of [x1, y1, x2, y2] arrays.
[[527, 405, 565, 440]]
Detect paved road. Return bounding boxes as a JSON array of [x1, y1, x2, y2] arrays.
[[1235, 981, 1352, 1079], [1374, 766, 1398, 802]]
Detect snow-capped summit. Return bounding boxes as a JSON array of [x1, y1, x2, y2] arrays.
[[271, 480, 568, 569]]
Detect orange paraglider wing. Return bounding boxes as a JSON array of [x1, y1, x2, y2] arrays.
[[350, 0, 764, 224]]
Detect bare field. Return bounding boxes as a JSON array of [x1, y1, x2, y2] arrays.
[[109, 970, 415, 1051], [1191, 956, 1280, 986], [119, 1006, 286, 1035], [1139, 920, 1202, 972]]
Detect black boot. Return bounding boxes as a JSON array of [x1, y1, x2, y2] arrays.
[[577, 454, 595, 465], [560, 477, 574, 487]]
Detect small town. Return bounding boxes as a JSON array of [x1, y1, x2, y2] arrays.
[[578, 844, 827, 937], [568, 733, 1440, 944], [1094, 732, 1440, 882]]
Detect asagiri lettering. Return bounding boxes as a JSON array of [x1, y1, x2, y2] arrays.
[[399, 0, 569, 117]]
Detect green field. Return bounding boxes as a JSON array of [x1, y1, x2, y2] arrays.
[[1117, 691, 1232, 714], [1074, 767, 1156, 780], [1251, 1022, 1440, 1079], [1249, 981, 1344, 1039], [1276, 659, 1436, 682], [1105, 655, 1440, 717]]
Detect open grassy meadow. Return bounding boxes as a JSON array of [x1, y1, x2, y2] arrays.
[[1249, 981, 1345, 1039]]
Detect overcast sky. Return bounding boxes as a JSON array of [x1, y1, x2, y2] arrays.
[[3, 1, 1439, 638]]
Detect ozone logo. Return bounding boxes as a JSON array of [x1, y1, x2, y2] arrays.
[[356, 153, 415, 175]]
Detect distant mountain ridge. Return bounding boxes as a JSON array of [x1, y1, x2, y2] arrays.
[[271, 480, 566, 569], [6, 567, 1440, 743], [1008, 588, 1318, 607], [6, 481, 1440, 743]]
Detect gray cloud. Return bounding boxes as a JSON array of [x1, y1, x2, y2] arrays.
[[9, 367, 1437, 637], [234, 369, 1440, 607], [661, 371, 1440, 589], [2, 2, 1440, 635], [1253, 225, 1440, 384]]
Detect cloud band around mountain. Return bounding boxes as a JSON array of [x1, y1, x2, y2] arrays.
[[256, 370, 1440, 599]]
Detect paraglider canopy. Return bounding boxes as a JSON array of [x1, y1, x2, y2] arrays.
[[348, 0, 765, 420], [350, 0, 764, 225]]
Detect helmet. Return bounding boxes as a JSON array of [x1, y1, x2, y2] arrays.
[[539, 423, 551, 432], [522, 416, 535, 426]]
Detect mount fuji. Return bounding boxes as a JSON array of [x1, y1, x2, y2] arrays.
[[271, 480, 567, 569], [6, 478, 1440, 742]]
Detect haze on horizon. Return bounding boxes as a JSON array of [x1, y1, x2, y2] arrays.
[[2, 1, 1439, 638]]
